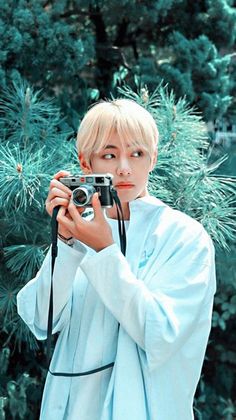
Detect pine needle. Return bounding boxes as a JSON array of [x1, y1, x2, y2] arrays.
[[4, 245, 47, 281]]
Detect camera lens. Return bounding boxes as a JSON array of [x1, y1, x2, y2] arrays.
[[72, 185, 95, 207], [73, 189, 87, 205]]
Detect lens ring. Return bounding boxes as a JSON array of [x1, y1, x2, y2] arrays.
[[72, 185, 95, 207]]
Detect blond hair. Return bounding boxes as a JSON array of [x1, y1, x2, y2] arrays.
[[76, 99, 158, 160]]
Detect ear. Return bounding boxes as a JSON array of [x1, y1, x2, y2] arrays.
[[149, 150, 157, 172], [79, 153, 92, 174]]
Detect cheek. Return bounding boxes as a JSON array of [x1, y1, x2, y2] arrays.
[[139, 159, 152, 174], [93, 158, 116, 170], [89, 158, 103, 172]]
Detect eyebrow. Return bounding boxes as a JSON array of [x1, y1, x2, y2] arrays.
[[103, 144, 118, 149], [103, 143, 133, 150]]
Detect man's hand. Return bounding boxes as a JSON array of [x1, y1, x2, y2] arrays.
[[45, 170, 84, 239], [57, 193, 115, 252]]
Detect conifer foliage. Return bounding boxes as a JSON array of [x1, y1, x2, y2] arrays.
[[0, 0, 235, 125], [0, 80, 79, 419], [0, 80, 235, 418]]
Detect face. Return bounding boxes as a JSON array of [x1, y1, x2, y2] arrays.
[[79, 132, 157, 210]]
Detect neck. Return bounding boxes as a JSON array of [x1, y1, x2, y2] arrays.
[[106, 202, 130, 220]]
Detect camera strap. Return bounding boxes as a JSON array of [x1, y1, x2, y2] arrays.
[[111, 188, 126, 256], [47, 193, 126, 377]]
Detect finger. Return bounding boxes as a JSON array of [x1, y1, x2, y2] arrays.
[[67, 200, 86, 225], [50, 197, 70, 208], [57, 205, 67, 218], [91, 193, 103, 220], [49, 179, 72, 196], [48, 187, 71, 201], [45, 197, 70, 216], [53, 170, 71, 181], [57, 206, 75, 230], [58, 207, 73, 222]]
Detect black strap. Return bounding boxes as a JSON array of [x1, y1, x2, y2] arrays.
[[47, 194, 126, 377], [49, 361, 115, 377], [46, 206, 59, 366], [111, 188, 127, 256]]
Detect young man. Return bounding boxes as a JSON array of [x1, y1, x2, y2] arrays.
[[17, 99, 216, 420]]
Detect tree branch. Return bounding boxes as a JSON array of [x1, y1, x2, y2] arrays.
[[115, 18, 129, 46]]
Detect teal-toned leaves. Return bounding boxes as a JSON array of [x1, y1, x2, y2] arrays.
[[119, 84, 236, 249], [0, 79, 65, 150], [0, 396, 7, 420], [0, 279, 19, 321], [4, 245, 47, 282], [0, 348, 10, 375], [0, 143, 50, 211]]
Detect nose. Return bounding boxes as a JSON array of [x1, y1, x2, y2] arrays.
[[116, 158, 132, 176]]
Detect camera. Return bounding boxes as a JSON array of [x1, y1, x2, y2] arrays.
[[59, 173, 114, 208]]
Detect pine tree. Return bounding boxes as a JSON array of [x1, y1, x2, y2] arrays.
[[0, 0, 235, 126], [0, 79, 235, 418], [0, 80, 79, 419]]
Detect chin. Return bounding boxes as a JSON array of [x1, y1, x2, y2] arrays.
[[117, 190, 144, 203]]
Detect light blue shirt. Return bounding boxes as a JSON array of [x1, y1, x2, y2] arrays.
[[17, 196, 216, 420]]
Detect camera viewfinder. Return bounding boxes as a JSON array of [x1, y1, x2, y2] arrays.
[[95, 177, 104, 183]]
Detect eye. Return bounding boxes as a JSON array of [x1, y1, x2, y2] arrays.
[[102, 153, 115, 159], [131, 150, 143, 157]]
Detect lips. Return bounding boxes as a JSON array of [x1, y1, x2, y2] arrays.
[[115, 182, 134, 189]]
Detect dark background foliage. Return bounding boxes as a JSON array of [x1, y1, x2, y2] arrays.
[[0, 0, 236, 125], [0, 1, 235, 419]]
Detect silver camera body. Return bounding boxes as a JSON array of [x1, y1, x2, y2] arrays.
[[59, 173, 114, 208]]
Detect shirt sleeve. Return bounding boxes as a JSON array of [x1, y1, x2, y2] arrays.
[[79, 227, 216, 370], [17, 240, 87, 340]]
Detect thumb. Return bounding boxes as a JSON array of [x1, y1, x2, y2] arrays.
[[92, 193, 103, 219]]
